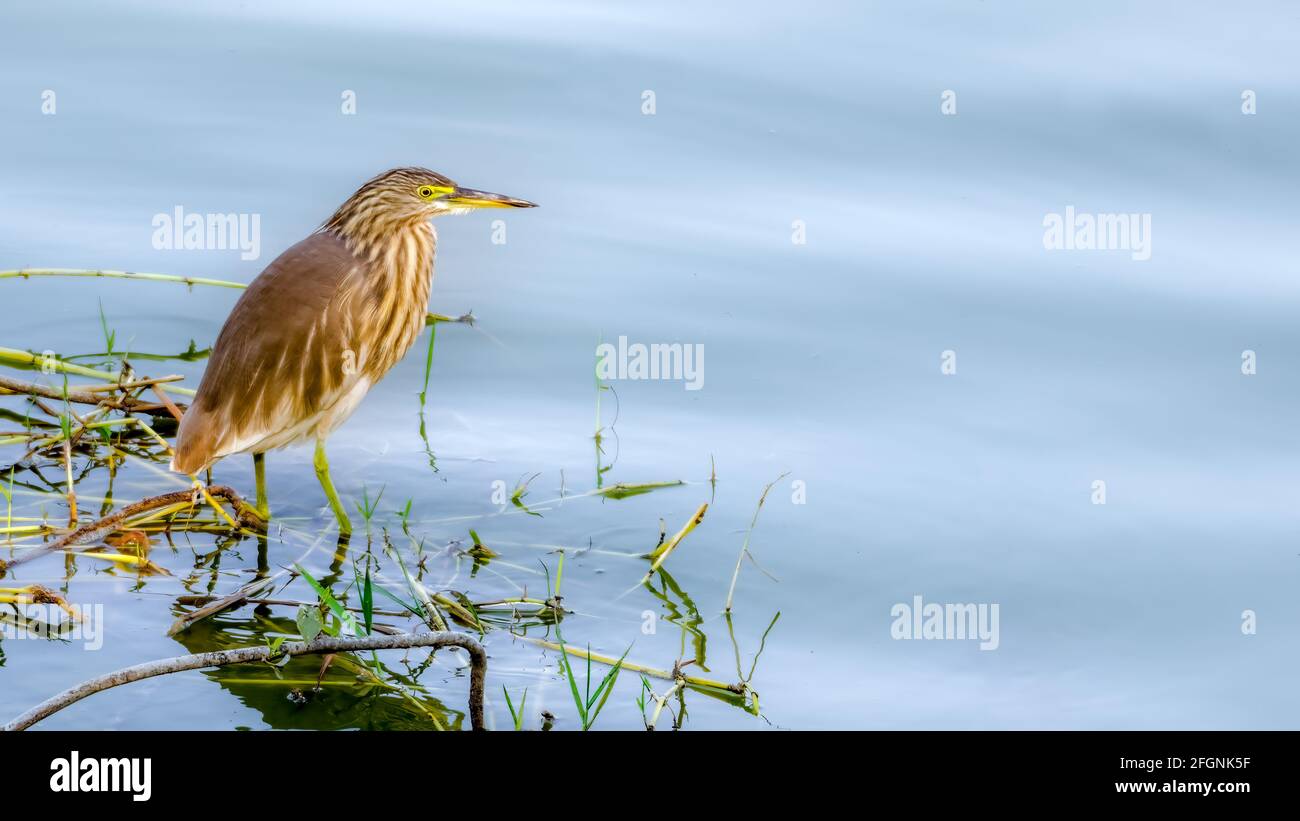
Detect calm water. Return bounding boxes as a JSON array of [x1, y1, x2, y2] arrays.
[[1, 0, 1299, 729]]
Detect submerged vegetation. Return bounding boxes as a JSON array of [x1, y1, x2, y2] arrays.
[[0, 270, 785, 731]]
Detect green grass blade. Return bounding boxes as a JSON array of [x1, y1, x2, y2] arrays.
[[586, 644, 632, 723], [555, 632, 587, 727], [294, 563, 360, 636]]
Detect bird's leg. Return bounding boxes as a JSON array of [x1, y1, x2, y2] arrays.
[[252, 452, 269, 518], [313, 439, 352, 535]]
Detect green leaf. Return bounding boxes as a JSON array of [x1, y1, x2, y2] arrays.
[[295, 564, 360, 636], [264, 635, 292, 669], [360, 565, 374, 635], [59, 377, 72, 439], [98, 298, 115, 357], [373, 582, 424, 619], [503, 685, 527, 731], [503, 685, 517, 722], [295, 604, 323, 642]]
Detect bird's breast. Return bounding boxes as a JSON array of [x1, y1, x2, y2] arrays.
[[354, 224, 435, 382]]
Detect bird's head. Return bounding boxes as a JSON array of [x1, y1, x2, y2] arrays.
[[325, 167, 536, 241]]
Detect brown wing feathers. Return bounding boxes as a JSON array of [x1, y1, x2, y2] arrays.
[[171, 233, 362, 473]]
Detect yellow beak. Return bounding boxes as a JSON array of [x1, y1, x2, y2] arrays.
[[445, 187, 537, 209]]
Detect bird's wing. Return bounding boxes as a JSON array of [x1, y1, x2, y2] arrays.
[[172, 232, 369, 473]]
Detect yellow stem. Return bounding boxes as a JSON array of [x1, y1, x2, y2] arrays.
[[525, 637, 742, 694], [0, 346, 196, 396], [647, 503, 708, 569]]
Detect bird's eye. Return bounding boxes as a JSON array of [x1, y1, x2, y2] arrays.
[[418, 186, 435, 199]]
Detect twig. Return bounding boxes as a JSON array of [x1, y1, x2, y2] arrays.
[[1, 632, 487, 731], [2, 269, 470, 326], [80, 375, 186, 392], [0, 346, 196, 397], [149, 384, 185, 422], [0, 268, 245, 289], [0, 485, 262, 573], [0, 374, 182, 413], [175, 593, 408, 619], [167, 575, 277, 637], [62, 438, 76, 527]]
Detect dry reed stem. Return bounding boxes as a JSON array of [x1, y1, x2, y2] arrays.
[[724, 473, 788, 613], [0, 485, 262, 574], [0, 374, 181, 414], [523, 636, 745, 695], [646, 503, 708, 567]]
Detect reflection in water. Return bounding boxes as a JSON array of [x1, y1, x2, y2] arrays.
[[171, 613, 466, 731], [644, 567, 709, 673]]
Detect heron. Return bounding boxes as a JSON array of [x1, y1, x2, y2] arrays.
[[171, 167, 535, 534]]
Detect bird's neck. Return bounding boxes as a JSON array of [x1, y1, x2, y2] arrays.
[[328, 216, 433, 265], [377, 221, 434, 316], [374, 220, 434, 285], [329, 220, 437, 366], [326, 219, 436, 291]]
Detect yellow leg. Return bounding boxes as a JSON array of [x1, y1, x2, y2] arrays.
[[313, 439, 352, 535], [253, 452, 269, 518]]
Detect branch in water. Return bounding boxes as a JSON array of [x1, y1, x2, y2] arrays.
[[1, 631, 487, 731]]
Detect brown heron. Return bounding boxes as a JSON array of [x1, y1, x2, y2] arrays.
[[170, 167, 535, 534]]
